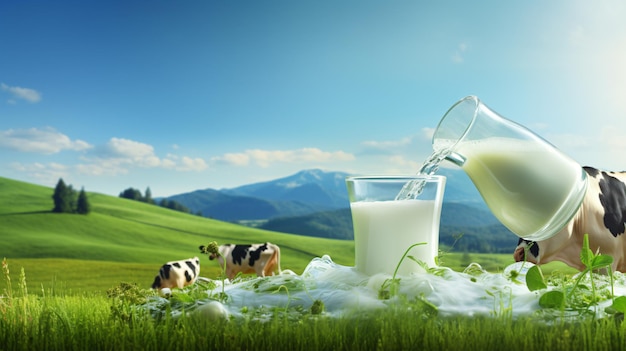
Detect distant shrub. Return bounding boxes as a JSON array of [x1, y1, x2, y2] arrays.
[[119, 186, 195, 215], [52, 178, 90, 215]]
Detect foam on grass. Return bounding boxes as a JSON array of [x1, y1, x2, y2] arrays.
[[172, 256, 623, 320]]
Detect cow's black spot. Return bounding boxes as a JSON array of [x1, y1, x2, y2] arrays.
[[172, 262, 181, 268], [248, 243, 269, 266], [517, 238, 539, 258], [151, 275, 162, 289], [598, 172, 626, 237], [231, 245, 251, 266], [583, 166, 600, 178], [161, 264, 172, 280], [184, 260, 198, 279], [184, 270, 193, 283]]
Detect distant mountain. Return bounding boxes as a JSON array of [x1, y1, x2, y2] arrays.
[[167, 169, 351, 221], [166, 168, 488, 222], [259, 202, 517, 253], [163, 168, 518, 252], [222, 169, 350, 208], [261, 208, 354, 240], [166, 188, 325, 221]]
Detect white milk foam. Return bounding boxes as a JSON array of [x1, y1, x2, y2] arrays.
[[194, 255, 626, 320]]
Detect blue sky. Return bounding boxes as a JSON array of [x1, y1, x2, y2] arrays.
[[1, 0, 625, 197]]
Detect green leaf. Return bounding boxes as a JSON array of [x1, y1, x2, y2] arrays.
[[525, 266, 547, 291], [610, 296, 626, 314], [580, 234, 592, 267], [590, 254, 613, 269], [539, 291, 565, 309]]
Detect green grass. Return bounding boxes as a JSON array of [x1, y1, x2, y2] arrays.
[[1, 175, 558, 296], [0, 176, 355, 295], [1, 287, 625, 351], [0, 175, 576, 292], [0, 176, 613, 351]]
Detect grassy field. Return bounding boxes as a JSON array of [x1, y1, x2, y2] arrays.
[[0, 176, 356, 294], [3, 289, 624, 351], [0, 175, 576, 296], [1, 176, 607, 351]]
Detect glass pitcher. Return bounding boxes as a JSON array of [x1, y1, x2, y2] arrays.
[[432, 96, 587, 241]]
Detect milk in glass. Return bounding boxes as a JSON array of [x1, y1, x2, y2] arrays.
[[351, 199, 440, 276]]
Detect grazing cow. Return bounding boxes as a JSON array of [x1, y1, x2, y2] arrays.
[[151, 257, 200, 290], [514, 166, 626, 272], [199, 242, 281, 280]]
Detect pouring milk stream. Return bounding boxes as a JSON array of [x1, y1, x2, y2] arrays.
[[397, 96, 588, 241]]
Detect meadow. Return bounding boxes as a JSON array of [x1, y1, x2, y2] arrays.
[[5, 176, 610, 351], [0, 176, 357, 294], [2, 260, 625, 351], [0, 175, 551, 295]]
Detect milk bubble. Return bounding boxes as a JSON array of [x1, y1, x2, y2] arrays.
[[150, 255, 624, 321], [195, 301, 229, 321]]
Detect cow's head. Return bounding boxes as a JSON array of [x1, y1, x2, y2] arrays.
[[199, 243, 221, 261], [513, 238, 540, 264]]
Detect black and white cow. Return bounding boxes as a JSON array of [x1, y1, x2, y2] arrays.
[[514, 166, 626, 272], [151, 257, 200, 290], [199, 242, 281, 280]]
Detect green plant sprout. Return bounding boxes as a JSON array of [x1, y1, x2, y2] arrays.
[[435, 232, 464, 267], [379, 242, 426, 300], [200, 241, 229, 302], [524, 234, 618, 315], [485, 286, 514, 319], [378, 241, 440, 311], [2, 257, 12, 303]]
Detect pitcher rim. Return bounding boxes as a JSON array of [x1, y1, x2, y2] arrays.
[[431, 95, 480, 150]]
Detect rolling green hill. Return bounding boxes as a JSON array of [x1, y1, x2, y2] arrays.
[[0, 176, 354, 294], [1, 176, 568, 295]]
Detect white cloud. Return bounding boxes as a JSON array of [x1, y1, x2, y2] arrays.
[[421, 127, 435, 140], [10, 162, 69, 183], [360, 133, 431, 155], [75, 162, 128, 176], [361, 136, 413, 149], [80, 137, 208, 174], [161, 153, 207, 171], [217, 152, 250, 166], [213, 147, 355, 168], [104, 137, 156, 159], [451, 42, 469, 64], [0, 128, 92, 154], [161, 158, 177, 169], [1, 83, 42, 103], [177, 156, 208, 171]]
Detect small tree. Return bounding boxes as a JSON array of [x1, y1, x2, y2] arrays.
[[119, 187, 143, 201], [143, 187, 155, 204], [76, 187, 91, 214], [52, 178, 73, 213], [67, 185, 77, 213]]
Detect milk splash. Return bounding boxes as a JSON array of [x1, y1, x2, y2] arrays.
[[143, 255, 626, 321], [395, 148, 449, 200]]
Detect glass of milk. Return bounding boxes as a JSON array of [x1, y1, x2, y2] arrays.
[[346, 175, 446, 276], [432, 96, 588, 241]]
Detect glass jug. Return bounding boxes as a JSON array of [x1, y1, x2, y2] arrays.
[[432, 96, 587, 241]]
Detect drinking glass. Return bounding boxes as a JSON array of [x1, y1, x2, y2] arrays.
[[346, 175, 446, 276]]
